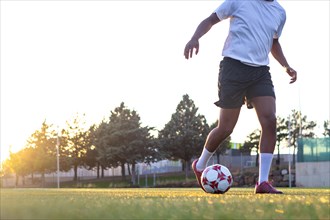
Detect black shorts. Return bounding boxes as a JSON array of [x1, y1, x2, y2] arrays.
[[214, 57, 275, 109]]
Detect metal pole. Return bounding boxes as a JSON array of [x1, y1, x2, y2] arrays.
[[288, 116, 292, 188], [153, 173, 156, 187], [56, 132, 60, 188], [137, 164, 140, 185], [298, 81, 303, 138], [288, 147, 291, 188], [240, 152, 243, 174]]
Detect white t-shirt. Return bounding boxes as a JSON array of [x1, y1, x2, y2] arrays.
[[214, 0, 286, 66]]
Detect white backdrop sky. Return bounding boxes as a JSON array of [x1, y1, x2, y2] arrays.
[[1, 0, 329, 162]]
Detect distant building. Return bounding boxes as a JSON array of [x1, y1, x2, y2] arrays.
[[296, 138, 330, 187]]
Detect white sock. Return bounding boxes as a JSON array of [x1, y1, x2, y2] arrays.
[[196, 148, 214, 171], [258, 153, 274, 184]]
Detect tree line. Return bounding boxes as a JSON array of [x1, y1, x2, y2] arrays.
[[1, 94, 329, 186]]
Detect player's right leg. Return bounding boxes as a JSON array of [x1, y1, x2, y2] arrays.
[[192, 107, 240, 190], [192, 57, 246, 191]]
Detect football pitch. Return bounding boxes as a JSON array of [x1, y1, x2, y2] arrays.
[[1, 188, 329, 219]]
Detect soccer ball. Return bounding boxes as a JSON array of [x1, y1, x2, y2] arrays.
[[201, 164, 233, 194]]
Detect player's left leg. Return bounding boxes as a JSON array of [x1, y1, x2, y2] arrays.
[[251, 96, 283, 194]]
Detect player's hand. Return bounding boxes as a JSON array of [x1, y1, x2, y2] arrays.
[[285, 66, 297, 84], [184, 38, 199, 59]]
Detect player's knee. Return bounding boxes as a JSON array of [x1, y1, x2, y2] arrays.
[[260, 114, 276, 131]]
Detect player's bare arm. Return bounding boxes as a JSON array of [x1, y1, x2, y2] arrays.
[[271, 38, 297, 84], [184, 13, 220, 59]]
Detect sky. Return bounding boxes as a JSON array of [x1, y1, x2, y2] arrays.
[[1, 0, 329, 163]]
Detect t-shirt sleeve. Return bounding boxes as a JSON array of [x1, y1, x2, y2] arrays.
[[214, 0, 237, 20], [274, 10, 286, 39]]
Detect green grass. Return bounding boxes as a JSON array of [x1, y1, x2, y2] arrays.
[[1, 188, 329, 219], [58, 172, 197, 188]]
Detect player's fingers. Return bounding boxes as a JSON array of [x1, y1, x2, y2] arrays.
[[184, 46, 190, 59], [189, 48, 193, 58], [289, 72, 297, 84], [290, 75, 297, 84], [286, 67, 297, 84]]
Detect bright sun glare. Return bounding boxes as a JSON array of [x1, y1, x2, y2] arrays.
[[1, 1, 329, 163]]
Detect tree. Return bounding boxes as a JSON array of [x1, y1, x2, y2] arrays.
[[3, 122, 71, 186], [126, 125, 156, 184], [286, 109, 317, 168], [56, 129, 73, 173], [0, 157, 13, 180], [158, 94, 209, 179], [93, 120, 116, 178], [83, 124, 105, 178], [6, 148, 34, 186], [275, 116, 288, 166], [323, 120, 330, 137], [242, 129, 261, 167], [102, 103, 155, 183], [25, 120, 58, 185], [62, 113, 92, 181]]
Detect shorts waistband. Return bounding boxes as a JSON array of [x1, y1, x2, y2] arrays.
[[223, 57, 264, 68]]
